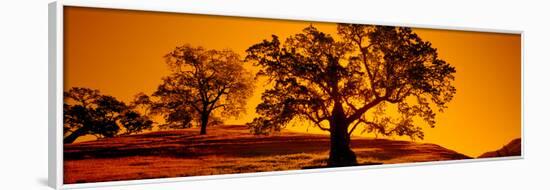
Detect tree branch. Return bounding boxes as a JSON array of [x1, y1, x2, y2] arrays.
[[346, 97, 384, 123], [301, 108, 330, 131], [348, 119, 362, 135], [207, 85, 228, 112]]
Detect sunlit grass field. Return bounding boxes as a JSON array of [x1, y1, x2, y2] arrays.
[[64, 125, 471, 184]]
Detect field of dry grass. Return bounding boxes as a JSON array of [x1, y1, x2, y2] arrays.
[[64, 125, 471, 184]]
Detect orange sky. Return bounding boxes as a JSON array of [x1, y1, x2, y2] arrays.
[[64, 7, 521, 157]]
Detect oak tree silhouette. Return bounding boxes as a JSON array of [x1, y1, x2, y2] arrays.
[[246, 24, 456, 166], [153, 45, 254, 135], [63, 87, 153, 144]]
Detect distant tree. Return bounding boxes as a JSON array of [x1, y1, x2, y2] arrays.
[[131, 92, 154, 116], [131, 92, 194, 130], [63, 87, 153, 144], [246, 24, 456, 166], [122, 92, 157, 135], [153, 45, 254, 134]]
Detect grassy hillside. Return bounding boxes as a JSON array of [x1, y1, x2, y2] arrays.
[[478, 138, 521, 158], [64, 125, 471, 184]]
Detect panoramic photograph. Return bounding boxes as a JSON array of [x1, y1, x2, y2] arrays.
[[62, 6, 522, 184]]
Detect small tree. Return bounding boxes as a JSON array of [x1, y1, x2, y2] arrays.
[[246, 24, 456, 166], [63, 87, 153, 144], [153, 45, 254, 134]]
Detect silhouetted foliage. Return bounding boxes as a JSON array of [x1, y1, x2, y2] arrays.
[[153, 45, 254, 134], [246, 24, 456, 166], [63, 87, 153, 144]]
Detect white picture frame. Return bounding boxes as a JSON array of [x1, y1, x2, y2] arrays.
[[48, 1, 524, 189]]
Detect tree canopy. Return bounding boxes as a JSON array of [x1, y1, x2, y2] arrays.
[[246, 24, 456, 166], [152, 45, 254, 134], [63, 87, 153, 144]]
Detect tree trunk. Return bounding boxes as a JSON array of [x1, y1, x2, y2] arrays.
[[199, 112, 208, 135], [64, 127, 88, 144], [328, 102, 357, 167]]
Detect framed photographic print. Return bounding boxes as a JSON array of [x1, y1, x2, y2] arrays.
[[49, 1, 523, 189]]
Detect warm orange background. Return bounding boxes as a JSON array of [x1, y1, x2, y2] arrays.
[[64, 7, 521, 157]]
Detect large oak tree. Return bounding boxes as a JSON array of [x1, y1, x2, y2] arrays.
[[153, 45, 254, 135], [246, 24, 456, 166]]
